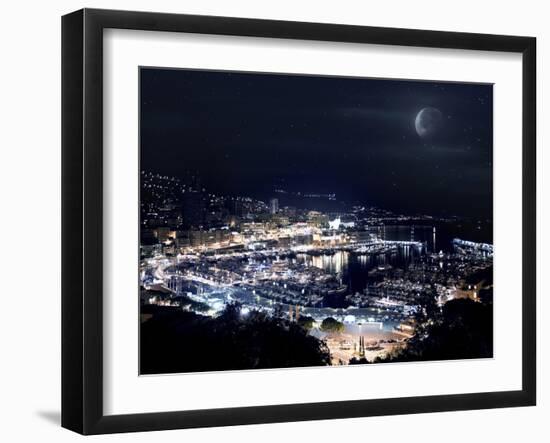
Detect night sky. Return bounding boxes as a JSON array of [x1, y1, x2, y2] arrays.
[[140, 68, 493, 218]]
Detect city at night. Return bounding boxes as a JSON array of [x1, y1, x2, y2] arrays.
[[139, 68, 494, 374]]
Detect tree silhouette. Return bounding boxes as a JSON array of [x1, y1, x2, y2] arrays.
[[320, 317, 345, 333], [368, 298, 493, 364], [141, 303, 331, 374]]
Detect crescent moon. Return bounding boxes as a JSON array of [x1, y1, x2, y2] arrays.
[[415, 107, 443, 138]]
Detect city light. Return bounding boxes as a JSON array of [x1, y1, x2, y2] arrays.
[[140, 170, 493, 367]]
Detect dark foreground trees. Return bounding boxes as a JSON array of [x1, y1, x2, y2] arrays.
[[140, 303, 331, 374], [366, 298, 493, 364], [320, 317, 345, 333]]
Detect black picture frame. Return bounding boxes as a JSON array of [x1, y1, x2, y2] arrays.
[[62, 8, 536, 435]]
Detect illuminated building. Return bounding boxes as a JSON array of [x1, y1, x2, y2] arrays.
[[307, 211, 329, 227], [271, 214, 289, 226], [328, 217, 341, 230], [269, 198, 279, 214], [154, 226, 172, 243]]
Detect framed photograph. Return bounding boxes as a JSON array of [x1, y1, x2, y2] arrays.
[[62, 8, 536, 434]]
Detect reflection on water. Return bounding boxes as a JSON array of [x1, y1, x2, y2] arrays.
[[310, 252, 349, 275], [288, 224, 475, 298], [383, 222, 493, 252], [372, 225, 440, 253], [292, 244, 420, 299]]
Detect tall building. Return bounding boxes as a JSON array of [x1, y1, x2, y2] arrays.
[[181, 190, 205, 228], [230, 198, 244, 217], [269, 198, 279, 215]]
